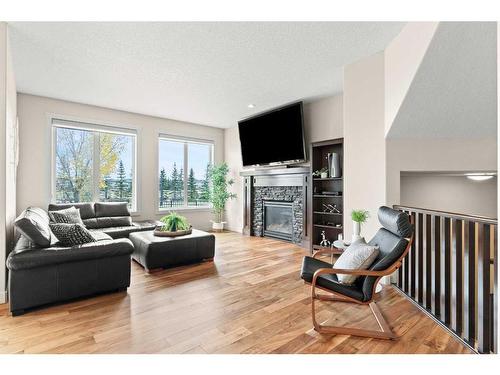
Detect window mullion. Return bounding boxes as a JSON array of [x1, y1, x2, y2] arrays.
[[183, 142, 188, 207], [93, 132, 101, 203]]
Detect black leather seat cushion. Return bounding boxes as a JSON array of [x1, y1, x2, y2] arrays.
[[90, 221, 159, 239], [6, 237, 134, 271], [300, 256, 365, 302], [90, 231, 113, 241]]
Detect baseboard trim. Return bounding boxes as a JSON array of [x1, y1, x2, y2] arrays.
[[225, 226, 243, 233], [0, 290, 7, 304]]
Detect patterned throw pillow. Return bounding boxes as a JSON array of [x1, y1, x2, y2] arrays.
[[334, 240, 380, 285], [49, 206, 84, 225], [49, 223, 96, 246]]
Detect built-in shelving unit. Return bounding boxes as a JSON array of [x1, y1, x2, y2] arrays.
[[308, 138, 344, 254]]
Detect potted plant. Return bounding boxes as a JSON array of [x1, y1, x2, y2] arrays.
[[208, 162, 237, 231], [313, 167, 328, 179], [154, 212, 192, 237], [351, 209, 370, 243]]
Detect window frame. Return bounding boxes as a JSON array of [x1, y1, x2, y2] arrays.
[[50, 117, 139, 214], [157, 134, 214, 213]]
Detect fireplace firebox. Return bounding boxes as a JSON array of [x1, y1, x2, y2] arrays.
[[263, 200, 293, 241]]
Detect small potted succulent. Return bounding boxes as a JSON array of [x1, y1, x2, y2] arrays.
[[155, 212, 192, 237], [351, 209, 370, 243]]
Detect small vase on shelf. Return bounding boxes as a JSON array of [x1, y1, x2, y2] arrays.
[[352, 221, 362, 243]]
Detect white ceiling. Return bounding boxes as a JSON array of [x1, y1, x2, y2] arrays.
[[9, 22, 404, 128], [387, 22, 497, 139]]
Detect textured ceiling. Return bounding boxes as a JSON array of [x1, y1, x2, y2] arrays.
[[9, 22, 404, 128], [387, 22, 497, 139]]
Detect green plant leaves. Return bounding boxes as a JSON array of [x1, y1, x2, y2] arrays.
[[159, 212, 190, 232]]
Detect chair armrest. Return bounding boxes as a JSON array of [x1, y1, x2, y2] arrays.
[[311, 267, 395, 291]]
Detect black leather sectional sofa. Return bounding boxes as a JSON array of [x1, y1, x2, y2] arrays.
[[6, 202, 158, 316]]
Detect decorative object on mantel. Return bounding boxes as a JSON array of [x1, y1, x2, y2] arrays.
[[322, 203, 342, 214], [155, 212, 192, 237], [326, 152, 341, 178], [312, 167, 328, 179], [319, 230, 331, 247], [209, 162, 237, 232], [351, 209, 370, 243]]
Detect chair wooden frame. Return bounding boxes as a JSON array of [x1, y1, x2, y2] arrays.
[[306, 236, 413, 340]]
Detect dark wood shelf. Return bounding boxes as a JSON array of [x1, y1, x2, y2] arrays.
[[309, 137, 344, 254], [314, 224, 343, 230], [313, 211, 342, 216], [313, 177, 343, 181]]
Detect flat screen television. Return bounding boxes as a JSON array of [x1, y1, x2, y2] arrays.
[[238, 102, 306, 167]]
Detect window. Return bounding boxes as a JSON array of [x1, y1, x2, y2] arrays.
[[52, 119, 137, 211], [158, 136, 213, 210]]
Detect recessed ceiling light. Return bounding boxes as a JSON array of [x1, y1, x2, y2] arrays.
[[247, 104, 255, 109], [465, 173, 496, 181]]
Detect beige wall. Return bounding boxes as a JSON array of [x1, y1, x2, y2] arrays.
[[384, 22, 438, 135], [303, 95, 343, 147], [223, 94, 344, 233], [343, 52, 386, 240], [1, 23, 17, 304], [386, 137, 497, 208], [16, 94, 224, 231], [401, 174, 497, 218]]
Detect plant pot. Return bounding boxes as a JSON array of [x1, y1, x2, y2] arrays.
[[352, 221, 362, 243], [211, 221, 226, 232], [320, 172, 328, 179]]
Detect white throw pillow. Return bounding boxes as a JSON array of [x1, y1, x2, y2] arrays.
[[334, 241, 379, 285]]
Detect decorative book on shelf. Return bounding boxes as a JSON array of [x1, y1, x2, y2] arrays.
[[309, 138, 344, 254]]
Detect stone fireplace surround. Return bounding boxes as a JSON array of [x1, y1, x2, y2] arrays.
[[253, 186, 303, 243], [240, 167, 310, 248]]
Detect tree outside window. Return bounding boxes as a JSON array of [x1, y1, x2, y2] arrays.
[[158, 137, 213, 209], [54, 124, 136, 210]]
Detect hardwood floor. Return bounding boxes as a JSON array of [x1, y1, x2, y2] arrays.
[[0, 232, 472, 354]]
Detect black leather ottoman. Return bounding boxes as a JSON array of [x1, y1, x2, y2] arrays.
[[129, 229, 215, 272]]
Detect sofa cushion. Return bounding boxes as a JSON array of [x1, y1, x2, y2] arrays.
[[49, 206, 84, 225], [14, 207, 53, 248], [91, 225, 139, 239], [90, 231, 113, 241], [95, 202, 130, 218], [49, 223, 96, 246], [6, 238, 134, 271], [48, 203, 96, 220], [95, 216, 132, 229]]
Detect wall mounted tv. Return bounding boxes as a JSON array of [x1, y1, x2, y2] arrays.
[[238, 102, 306, 167]]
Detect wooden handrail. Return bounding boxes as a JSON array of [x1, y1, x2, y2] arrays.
[[393, 205, 497, 225]]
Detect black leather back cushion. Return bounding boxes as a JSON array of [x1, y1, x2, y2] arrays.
[[14, 207, 52, 248], [96, 216, 132, 228], [378, 206, 412, 238], [357, 228, 408, 301], [48, 203, 95, 220], [95, 202, 130, 218]]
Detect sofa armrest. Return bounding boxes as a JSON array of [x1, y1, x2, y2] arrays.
[[6, 238, 134, 271]]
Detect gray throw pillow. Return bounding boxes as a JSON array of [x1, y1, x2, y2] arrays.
[[14, 207, 53, 247], [334, 241, 379, 285], [49, 223, 96, 246], [49, 206, 84, 225]]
